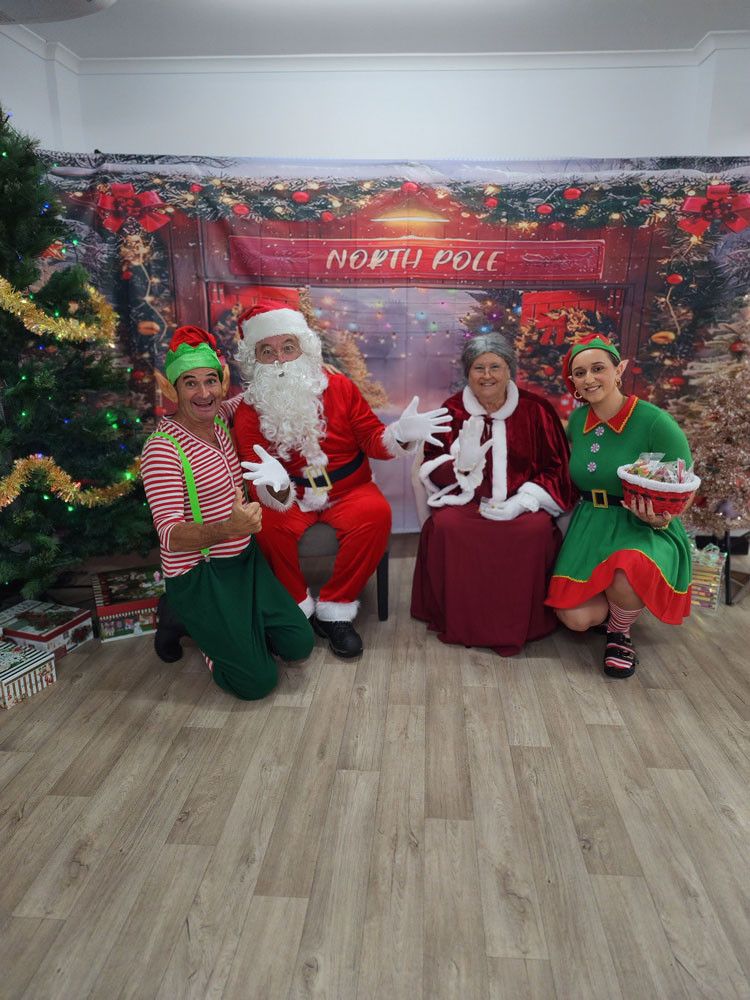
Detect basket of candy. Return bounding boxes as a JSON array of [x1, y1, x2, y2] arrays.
[[617, 454, 700, 516]]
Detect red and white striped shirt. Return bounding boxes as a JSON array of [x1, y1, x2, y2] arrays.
[[141, 395, 249, 577]]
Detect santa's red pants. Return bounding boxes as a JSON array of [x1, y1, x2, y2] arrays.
[[254, 482, 391, 607]]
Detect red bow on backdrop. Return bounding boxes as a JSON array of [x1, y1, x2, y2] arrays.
[[678, 184, 750, 236], [95, 183, 169, 233]]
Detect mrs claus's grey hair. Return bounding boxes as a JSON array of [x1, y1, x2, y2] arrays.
[[461, 333, 517, 379]]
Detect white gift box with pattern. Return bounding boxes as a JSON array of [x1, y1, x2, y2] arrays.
[[0, 641, 57, 709]]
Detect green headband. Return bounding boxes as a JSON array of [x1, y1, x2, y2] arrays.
[[164, 342, 223, 384], [568, 337, 621, 364]]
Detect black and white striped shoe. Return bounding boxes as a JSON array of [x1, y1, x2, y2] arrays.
[[603, 631, 638, 678]]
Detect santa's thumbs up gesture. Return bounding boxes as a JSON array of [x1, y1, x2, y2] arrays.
[[241, 445, 290, 492], [392, 396, 451, 446]]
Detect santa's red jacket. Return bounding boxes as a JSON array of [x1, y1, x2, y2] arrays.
[[232, 372, 405, 504]]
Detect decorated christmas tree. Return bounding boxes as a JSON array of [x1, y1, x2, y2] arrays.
[[0, 107, 154, 600], [679, 295, 750, 535]]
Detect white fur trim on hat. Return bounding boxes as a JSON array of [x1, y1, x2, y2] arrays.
[[239, 307, 321, 355]]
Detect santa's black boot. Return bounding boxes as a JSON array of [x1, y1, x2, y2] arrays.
[[154, 594, 188, 663]]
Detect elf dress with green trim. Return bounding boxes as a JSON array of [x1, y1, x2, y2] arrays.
[[545, 395, 693, 624]]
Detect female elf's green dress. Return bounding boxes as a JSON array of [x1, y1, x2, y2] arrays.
[[545, 394, 693, 623]]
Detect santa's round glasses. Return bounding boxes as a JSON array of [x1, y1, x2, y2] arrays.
[[254, 341, 302, 364]]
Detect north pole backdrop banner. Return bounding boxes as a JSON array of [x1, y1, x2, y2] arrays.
[[43, 154, 750, 531]]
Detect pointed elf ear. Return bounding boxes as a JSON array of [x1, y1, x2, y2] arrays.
[[154, 369, 178, 404], [221, 364, 230, 397]]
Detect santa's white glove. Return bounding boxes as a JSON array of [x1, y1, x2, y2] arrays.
[[455, 416, 492, 473], [241, 445, 290, 492], [392, 395, 451, 446], [479, 492, 540, 521]]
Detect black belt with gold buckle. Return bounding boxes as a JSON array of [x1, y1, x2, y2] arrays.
[[580, 489, 623, 509], [290, 451, 365, 491]]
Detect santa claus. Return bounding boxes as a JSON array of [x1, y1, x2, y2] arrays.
[[233, 300, 450, 657]]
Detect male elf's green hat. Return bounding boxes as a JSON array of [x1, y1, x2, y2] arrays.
[[164, 326, 224, 384], [562, 332, 621, 394]]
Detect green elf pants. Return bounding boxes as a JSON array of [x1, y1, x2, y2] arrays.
[[165, 542, 314, 700]]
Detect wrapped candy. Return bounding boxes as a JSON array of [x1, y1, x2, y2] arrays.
[[617, 453, 701, 515]]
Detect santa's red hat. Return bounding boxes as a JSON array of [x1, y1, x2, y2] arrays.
[[237, 300, 322, 358]]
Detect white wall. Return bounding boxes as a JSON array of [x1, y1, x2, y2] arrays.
[[0, 27, 83, 149], [2, 26, 748, 158], [77, 63, 706, 160]]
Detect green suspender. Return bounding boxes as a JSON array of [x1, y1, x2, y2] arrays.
[[147, 416, 234, 559]]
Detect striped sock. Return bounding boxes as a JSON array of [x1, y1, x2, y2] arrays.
[[606, 601, 642, 638]]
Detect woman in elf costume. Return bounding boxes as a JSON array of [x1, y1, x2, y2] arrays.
[[545, 333, 693, 677], [140, 326, 313, 699]]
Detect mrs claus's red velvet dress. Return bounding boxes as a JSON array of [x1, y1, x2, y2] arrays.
[[410, 382, 576, 655]]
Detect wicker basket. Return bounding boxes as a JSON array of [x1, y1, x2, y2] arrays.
[[616, 466, 700, 516]]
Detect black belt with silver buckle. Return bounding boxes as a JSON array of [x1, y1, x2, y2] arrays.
[[290, 450, 365, 488], [580, 489, 623, 509]]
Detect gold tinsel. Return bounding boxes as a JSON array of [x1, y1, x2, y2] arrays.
[[0, 455, 141, 510], [0, 276, 117, 345]]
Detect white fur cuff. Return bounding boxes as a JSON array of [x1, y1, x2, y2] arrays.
[[517, 481, 563, 517], [316, 599, 360, 622], [299, 593, 315, 618], [256, 483, 296, 513], [382, 423, 416, 457]]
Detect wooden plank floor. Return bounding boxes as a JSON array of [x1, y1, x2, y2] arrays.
[[2, 535, 750, 999]]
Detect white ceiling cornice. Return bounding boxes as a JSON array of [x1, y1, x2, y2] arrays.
[[1, 23, 79, 71], [3, 25, 750, 77]]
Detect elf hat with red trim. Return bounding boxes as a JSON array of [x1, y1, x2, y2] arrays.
[[562, 333, 621, 394]]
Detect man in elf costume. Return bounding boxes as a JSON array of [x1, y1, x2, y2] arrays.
[[140, 325, 314, 699], [233, 300, 451, 658]]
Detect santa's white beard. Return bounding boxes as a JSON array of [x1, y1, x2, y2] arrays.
[[244, 354, 328, 463]]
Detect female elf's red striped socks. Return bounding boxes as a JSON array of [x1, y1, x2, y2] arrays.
[[604, 602, 642, 676]]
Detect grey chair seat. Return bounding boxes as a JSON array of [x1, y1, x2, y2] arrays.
[[297, 522, 389, 621]]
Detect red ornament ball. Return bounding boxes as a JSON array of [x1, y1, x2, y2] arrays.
[[730, 340, 746, 353], [131, 369, 145, 381], [232, 204, 250, 216], [401, 181, 419, 193], [549, 221, 566, 231], [638, 198, 652, 206], [292, 191, 310, 203], [321, 211, 334, 222], [121, 270, 132, 280], [563, 187, 582, 200], [666, 273, 683, 285], [153, 406, 166, 417], [631, 365, 643, 374], [484, 197, 498, 208], [543, 365, 556, 375], [668, 376, 685, 386], [536, 203, 554, 215], [189, 184, 203, 193]]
